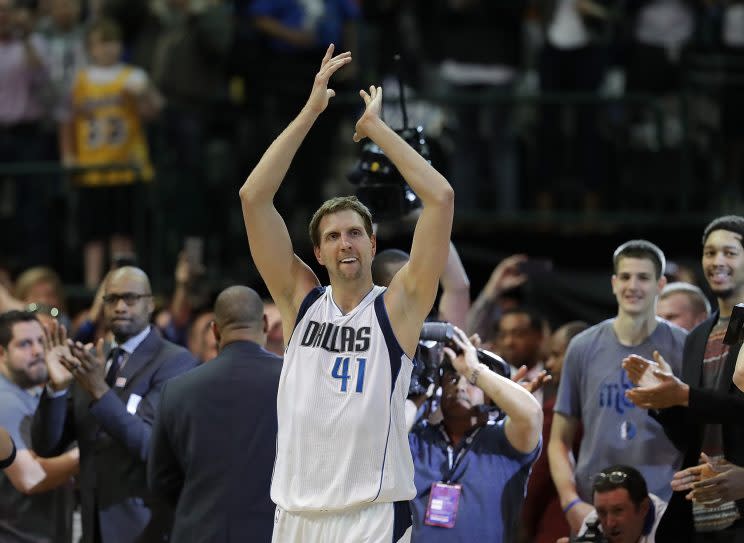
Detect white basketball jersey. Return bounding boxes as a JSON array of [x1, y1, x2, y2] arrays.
[[271, 285, 416, 512]]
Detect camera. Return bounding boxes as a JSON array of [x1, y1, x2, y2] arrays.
[[347, 126, 427, 221], [724, 303, 744, 346], [408, 321, 511, 397], [570, 520, 608, 543]]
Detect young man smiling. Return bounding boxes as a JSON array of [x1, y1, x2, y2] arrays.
[[239, 45, 454, 543], [548, 240, 686, 535]]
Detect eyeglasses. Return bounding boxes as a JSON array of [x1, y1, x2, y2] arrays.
[[26, 303, 61, 318], [102, 293, 152, 306], [594, 471, 628, 486]]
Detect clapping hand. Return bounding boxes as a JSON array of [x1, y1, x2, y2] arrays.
[[43, 320, 73, 392], [60, 339, 109, 400]]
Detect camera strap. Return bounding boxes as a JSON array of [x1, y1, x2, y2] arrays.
[[438, 425, 484, 483]]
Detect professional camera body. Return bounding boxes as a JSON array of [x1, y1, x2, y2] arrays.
[[347, 126, 427, 221], [570, 520, 608, 543], [409, 321, 511, 397]]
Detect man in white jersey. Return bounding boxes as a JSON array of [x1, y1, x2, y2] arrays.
[[239, 44, 455, 543]]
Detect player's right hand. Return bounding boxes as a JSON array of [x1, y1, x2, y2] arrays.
[[305, 44, 351, 115]]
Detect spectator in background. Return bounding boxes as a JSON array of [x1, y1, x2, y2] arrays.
[[521, 320, 588, 543], [467, 254, 528, 339], [248, 0, 360, 221], [262, 300, 284, 356], [549, 240, 685, 535], [37, 0, 87, 122], [187, 309, 218, 363], [534, 0, 619, 212], [150, 0, 233, 246], [0, 311, 78, 542], [408, 326, 542, 542], [656, 281, 711, 332], [32, 266, 197, 543], [60, 18, 163, 289], [149, 286, 282, 542], [429, 0, 526, 213], [625, 216, 744, 542], [0, 0, 54, 267], [371, 241, 470, 329], [557, 465, 667, 543]]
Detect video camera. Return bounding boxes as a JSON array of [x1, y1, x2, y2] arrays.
[[409, 322, 511, 397], [347, 55, 428, 221], [570, 520, 608, 543]]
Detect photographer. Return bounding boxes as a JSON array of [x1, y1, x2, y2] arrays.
[[408, 326, 542, 542], [558, 465, 667, 543]]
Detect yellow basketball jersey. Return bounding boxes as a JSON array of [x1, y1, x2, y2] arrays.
[[72, 65, 154, 186]]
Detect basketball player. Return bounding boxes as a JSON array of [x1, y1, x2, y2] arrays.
[[239, 45, 454, 543]]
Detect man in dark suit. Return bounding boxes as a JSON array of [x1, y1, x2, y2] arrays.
[[148, 285, 282, 542], [624, 215, 744, 542], [31, 266, 197, 543]]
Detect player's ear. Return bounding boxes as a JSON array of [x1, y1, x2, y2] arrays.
[[313, 245, 324, 265]]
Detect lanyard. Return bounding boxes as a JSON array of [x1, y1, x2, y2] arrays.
[[439, 426, 483, 483]]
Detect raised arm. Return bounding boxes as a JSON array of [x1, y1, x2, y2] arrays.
[[354, 86, 454, 355], [446, 327, 542, 453], [239, 45, 351, 328], [437, 241, 470, 329]]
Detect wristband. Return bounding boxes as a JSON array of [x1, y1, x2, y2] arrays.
[[563, 498, 582, 514]]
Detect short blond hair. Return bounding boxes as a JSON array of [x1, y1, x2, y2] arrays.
[[308, 196, 373, 248]]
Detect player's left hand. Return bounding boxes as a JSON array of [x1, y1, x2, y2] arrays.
[[353, 85, 383, 143]]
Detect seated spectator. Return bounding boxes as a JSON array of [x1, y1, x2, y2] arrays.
[[656, 282, 711, 332], [558, 465, 667, 543], [409, 326, 542, 542]]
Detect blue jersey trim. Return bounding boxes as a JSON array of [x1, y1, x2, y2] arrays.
[[286, 286, 326, 347], [374, 291, 405, 399]]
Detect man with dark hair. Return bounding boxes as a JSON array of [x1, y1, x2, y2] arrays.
[[371, 248, 410, 288], [0, 311, 78, 542], [149, 286, 282, 542], [625, 215, 744, 542], [558, 465, 667, 543], [549, 240, 686, 535], [239, 45, 454, 542], [657, 282, 711, 332], [32, 267, 197, 543], [408, 326, 542, 542]]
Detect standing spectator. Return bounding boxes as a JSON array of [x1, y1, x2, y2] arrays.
[[408, 326, 542, 542], [548, 240, 685, 534], [0, 0, 54, 267], [37, 0, 87, 122], [149, 286, 282, 542], [60, 18, 163, 289], [625, 216, 744, 542], [493, 308, 547, 390], [31, 266, 197, 543], [656, 282, 711, 332], [150, 0, 233, 245], [430, 0, 526, 213], [521, 320, 588, 543], [0, 311, 78, 542]]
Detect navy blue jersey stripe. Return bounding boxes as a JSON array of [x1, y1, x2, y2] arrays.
[[374, 291, 405, 399], [392, 501, 412, 542], [286, 286, 325, 346]]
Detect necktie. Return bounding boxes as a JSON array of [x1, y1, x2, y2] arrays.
[[105, 348, 124, 387]]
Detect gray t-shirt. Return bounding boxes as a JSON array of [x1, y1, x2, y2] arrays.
[[555, 318, 686, 502], [0, 375, 73, 543]]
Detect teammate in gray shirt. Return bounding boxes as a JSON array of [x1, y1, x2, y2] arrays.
[[548, 240, 687, 535]]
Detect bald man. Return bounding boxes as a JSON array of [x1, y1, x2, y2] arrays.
[[148, 286, 283, 543], [32, 267, 197, 543]]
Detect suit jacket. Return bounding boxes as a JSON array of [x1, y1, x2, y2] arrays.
[[653, 312, 744, 543], [31, 327, 197, 543], [148, 340, 282, 543]]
